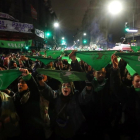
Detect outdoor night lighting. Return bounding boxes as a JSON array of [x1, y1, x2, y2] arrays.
[[126, 29, 138, 33], [108, 1, 122, 15], [83, 33, 87, 36], [54, 22, 59, 28]]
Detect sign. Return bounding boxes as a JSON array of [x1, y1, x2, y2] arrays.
[[0, 40, 32, 49], [35, 29, 44, 38], [0, 12, 18, 21], [0, 19, 33, 33]]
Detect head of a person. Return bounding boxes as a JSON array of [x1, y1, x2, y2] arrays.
[[93, 68, 106, 82], [126, 72, 132, 80], [18, 78, 28, 92], [61, 82, 74, 96], [132, 73, 140, 88], [11, 61, 17, 68]]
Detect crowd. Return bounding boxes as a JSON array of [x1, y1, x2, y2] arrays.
[[0, 50, 140, 140]]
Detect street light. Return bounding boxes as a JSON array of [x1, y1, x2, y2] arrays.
[[83, 33, 87, 36], [77, 39, 80, 41], [62, 37, 65, 40], [108, 1, 122, 15], [54, 22, 59, 28]]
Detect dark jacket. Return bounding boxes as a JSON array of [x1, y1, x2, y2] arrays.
[[71, 59, 82, 72], [13, 76, 43, 133], [110, 68, 140, 134], [40, 83, 85, 139]]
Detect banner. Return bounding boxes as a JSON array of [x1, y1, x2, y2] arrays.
[[40, 50, 63, 59], [37, 69, 87, 83], [0, 19, 33, 33], [76, 51, 116, 71], [0, 12, 18, 21], [0, 40, 32, 49], [131, 46, 140, 52], [0, 70, 22, 90], [26, 56, 56, 65], [116, 52, 140, 75], [35, 29, 44, 38]]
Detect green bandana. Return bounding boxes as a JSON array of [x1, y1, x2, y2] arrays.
[[92, 77, 107, 92], [135, 88, 140, 92]]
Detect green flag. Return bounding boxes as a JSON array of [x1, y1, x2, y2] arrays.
[[37, 69, 87, 83], [46, 50, 63, 59], [76, 51, 116, 71], [26, 56, 56, 65], [126, 64, 136, 76], [0, 70, 22, 90], [62, 56, 81, 64], [64, 50, 73, 55], [131, 46, 140, 52], [116, 52, 140, 75]]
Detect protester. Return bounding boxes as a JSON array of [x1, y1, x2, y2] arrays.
[[111, 54, 140, 140]]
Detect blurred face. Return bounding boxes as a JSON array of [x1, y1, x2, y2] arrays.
[[62, 83, 71, 96], [70, 55, 76, 61], [13, 62, 17, 68], [18, 80, 28, 92], [127, 73, 132, 80], [132, 75, 140, 88], [93, 70, 106, 82]]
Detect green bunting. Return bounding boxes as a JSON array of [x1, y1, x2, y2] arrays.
[[131, 46, 140, 52], [116, 52, 140, 75], [64, 50, 73, 55], [126, 64, 136, 76], [62, 56, 81, 64], [37, 68, 87, 83], [26, 56, 56, 65], [46, 50, 63, 59], [0, 70, 22, 90], [76, 51, 116, 71]]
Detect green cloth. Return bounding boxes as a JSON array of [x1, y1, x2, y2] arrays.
[[126, 64, 136, 76], [92, 77, 107, 92], [76, 51, 116, 71], [37, 69, 87, 83], [0, 70, 22, 90], [0, 40, 32, 49], [64, 50, 73, 55], [131, 46, 140, 52], [62, 56, 81, 64], [116, 52, 140, 75], [46, 50, 63, 59], [135, 88, 140, 92], [22, 74, 32, 81], [26, 56, 56, 65]]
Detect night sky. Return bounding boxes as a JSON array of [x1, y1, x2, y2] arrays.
[[51, 0, 90, 45]]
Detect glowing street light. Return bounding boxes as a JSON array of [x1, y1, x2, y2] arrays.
[[108, 1, 122, 15], [62, 37, 65, 40], [83, 33, 87, 36], [54, 22, 59, 28], [77, 39, 80, 41]]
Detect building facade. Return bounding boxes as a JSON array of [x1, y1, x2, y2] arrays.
[[75, 0, 136, 49], [0, 0, 58, 50]]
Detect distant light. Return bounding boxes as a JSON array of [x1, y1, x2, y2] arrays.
[[62, 37, 65, 40], [77, 39, 80, 41], [54, 22, 59, 28], [83, 33, 87, 36], [126, 29, 138, 32], [108, 1, 122, 15]]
